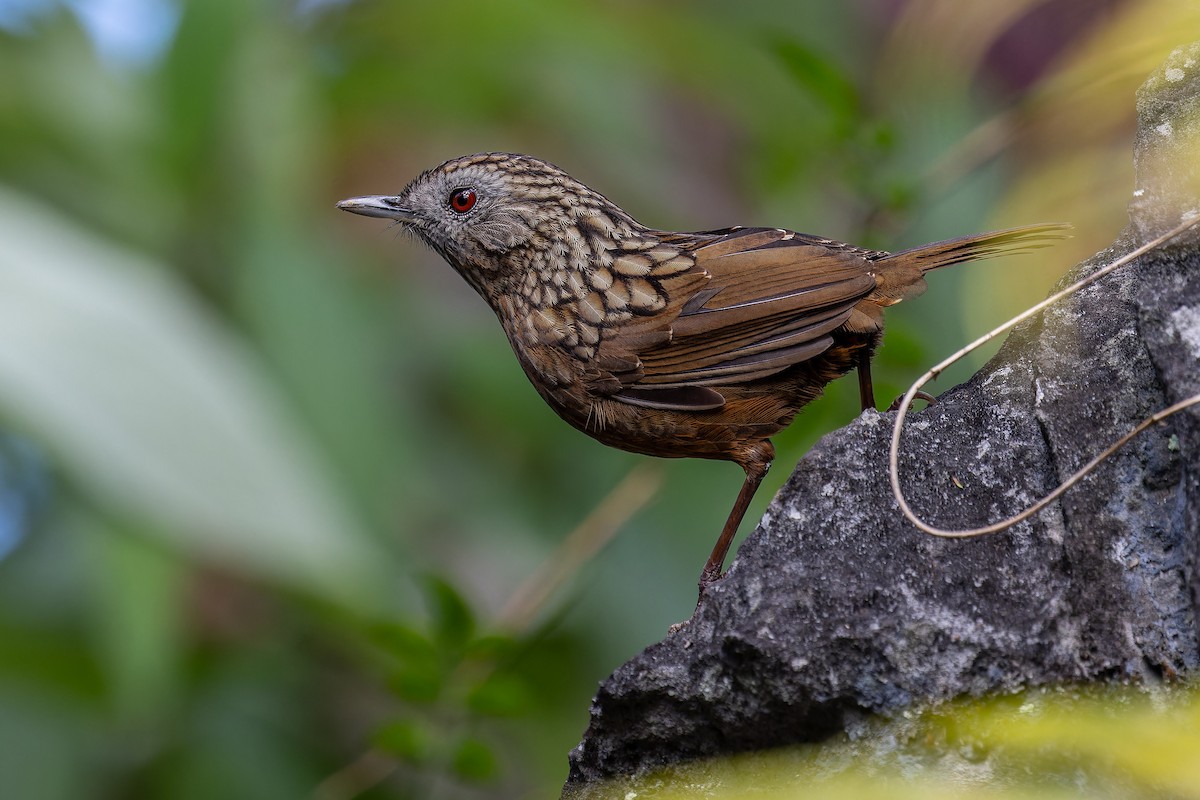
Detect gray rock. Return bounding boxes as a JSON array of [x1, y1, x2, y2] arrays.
[[564, 43, 1200, 796]]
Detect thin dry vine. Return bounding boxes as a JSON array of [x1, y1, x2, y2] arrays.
[[890, 216, 1200, 538]]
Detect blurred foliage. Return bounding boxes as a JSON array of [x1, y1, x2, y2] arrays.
[[0, 0, 1196, 797], [581, 683, 1200, 799]]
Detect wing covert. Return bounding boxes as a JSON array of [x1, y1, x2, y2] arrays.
[[599, 228, 877, 410]]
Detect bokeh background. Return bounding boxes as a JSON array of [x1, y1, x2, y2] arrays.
[[1, 0, 1196, 797]]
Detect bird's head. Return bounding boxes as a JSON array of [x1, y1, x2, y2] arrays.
[[338, 152, 641, 298]]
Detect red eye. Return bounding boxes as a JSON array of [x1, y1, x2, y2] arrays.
[[449, 188, 477, 213]]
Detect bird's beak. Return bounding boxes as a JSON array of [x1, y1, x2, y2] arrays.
[[336, 195, 418, 222]]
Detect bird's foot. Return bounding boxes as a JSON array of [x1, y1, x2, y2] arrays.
[[667, 570, 724, 633], [887, 390, 937, 412], [668, 599, 704, 634], [698, 563, 724, 591]]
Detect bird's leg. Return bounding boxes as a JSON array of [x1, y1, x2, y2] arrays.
[[856, 348, 876, 412], [698, 442, 775, 594]]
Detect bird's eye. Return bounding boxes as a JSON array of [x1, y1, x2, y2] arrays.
[[449, 188, 477, 214]]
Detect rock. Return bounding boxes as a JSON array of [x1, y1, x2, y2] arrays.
[[563, 43, 1200, 797]]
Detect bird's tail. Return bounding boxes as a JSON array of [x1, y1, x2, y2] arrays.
[[869, 223, 1071, 305]]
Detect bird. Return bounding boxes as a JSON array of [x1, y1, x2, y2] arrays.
[[338, 152, 1067, 597]]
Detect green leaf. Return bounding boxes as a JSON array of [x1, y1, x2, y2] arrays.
[[425, 575, 475, 650], [466, 673, 530, 718], [0, 189, 385, 606], [372, 719, 432, 764], [86, 524, 184, 724], [386, 665, 444, 705], [770, 38, 861, 132], [371, 621, 445, 704], [369, 621, 437, 663], [462, 633, 518, 662], [0, 619, 106, 703], [450, 736, 498, 783]]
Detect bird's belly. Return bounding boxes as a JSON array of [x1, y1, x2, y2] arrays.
[[535, 383, 794, 462], [508, 328, 876, 463]]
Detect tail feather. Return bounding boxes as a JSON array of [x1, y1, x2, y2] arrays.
[[868, 223, 1071, 305], [880, 223, 1072, 273]]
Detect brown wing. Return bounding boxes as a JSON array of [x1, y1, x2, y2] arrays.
[[599, 227, 876, 411]]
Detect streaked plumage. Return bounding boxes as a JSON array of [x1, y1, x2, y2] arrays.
[[339, 152, 1068, 595]]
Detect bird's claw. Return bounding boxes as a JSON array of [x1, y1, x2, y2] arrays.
[[887, 390, 937, 412]]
